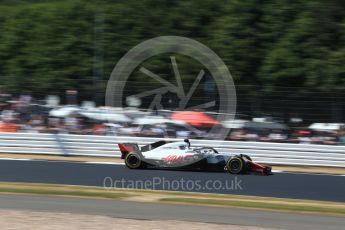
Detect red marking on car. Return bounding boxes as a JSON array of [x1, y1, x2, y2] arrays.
[[119, 143, 139, 159], [161, 155, 194, 163], [246, 160, 267, 173], [119, 144, 134, 154]]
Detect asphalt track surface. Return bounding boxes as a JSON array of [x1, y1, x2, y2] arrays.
[[0, 159, 344, 202], [0, 194, 344, 230]]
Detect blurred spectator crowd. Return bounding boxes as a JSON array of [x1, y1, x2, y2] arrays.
[[0, 92, 344, 146]]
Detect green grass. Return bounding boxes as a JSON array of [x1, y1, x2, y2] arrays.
[[160, 198, 345, 215], [1, 182, 344, 216], [0, 187, 131, 200]]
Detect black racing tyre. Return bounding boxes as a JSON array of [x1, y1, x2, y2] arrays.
[[226, 156, 245, 174], [125, 152, 146, 169]]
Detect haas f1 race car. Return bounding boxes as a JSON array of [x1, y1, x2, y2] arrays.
[[119, 139, 272, 175]]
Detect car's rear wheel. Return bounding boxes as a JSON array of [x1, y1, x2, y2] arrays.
[[226, 156, 245, 174], [125, 152, 146, 169]]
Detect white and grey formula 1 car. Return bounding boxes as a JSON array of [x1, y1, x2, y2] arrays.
[[119, 139, 272, 175]]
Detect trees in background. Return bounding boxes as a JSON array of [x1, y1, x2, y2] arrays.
[[0, 0, 344, 100]]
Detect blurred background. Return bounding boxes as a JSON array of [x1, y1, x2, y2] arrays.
[[0, 0, 344, 145]]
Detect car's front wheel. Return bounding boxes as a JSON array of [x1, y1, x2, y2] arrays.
[[125, 152, 146, 169], [226, 156, 245, 174]]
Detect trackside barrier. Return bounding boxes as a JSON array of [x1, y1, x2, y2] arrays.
[[0, 133, 344, 167]]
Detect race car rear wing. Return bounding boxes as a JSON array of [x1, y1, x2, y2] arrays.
[[118, 143, 140, 159]]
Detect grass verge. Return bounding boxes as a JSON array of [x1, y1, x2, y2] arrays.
[[160, 197, 345, 215], [0, 182, 344, 216], [0, 183, 131, 200]]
